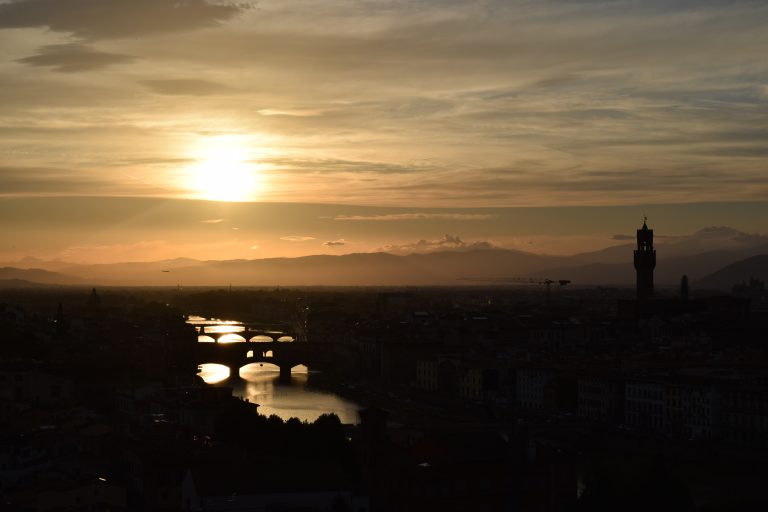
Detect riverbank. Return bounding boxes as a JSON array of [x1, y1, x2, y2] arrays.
[[305, 371, 503, 428]]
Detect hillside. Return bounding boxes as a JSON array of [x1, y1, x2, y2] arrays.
[[696, 255, 768, 291]]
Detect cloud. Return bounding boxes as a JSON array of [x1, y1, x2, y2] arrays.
[[264, 156, 435, 175], [381, 234, 500, 255], [0, 0, 245, 39], [689, 226, 768, 245], [141, 79, 229, 96], [200, 218, 224, 224], [16, 44, 134, 72], [3, 0, 768, 208], [250, 244, 259, 250], [281, 236, 316, 242], [323, 239, 346, 247], [0, 166, 165, 196], [612, 234, 634, 241], [258, 109, 323, 117], [333, 213, 498, 221]]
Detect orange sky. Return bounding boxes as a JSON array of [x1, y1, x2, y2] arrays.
[[1, 1, 767, 261]]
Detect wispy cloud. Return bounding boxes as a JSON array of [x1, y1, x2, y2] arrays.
[[258, 109, 323, 117], [323, 239, 346, 247], [141, 79, 229, 96], [281, 235, 316, 242], [17, 43, 135, 72], [0, 0, 245, 39], [0, 166, 166, 197], [264, 156, 434, 175], [2, 0, 768, 207], [333, 213, 498, 221], [381, 234, 499, 255], [200, 219, 224, 224]]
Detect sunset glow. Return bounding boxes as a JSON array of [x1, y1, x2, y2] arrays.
[[187, 136, 264, 202], [0, 0, 766, 263], [3, 1, 767, 504]]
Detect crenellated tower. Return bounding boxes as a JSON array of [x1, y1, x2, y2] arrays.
[[634, 217, 656, 300]]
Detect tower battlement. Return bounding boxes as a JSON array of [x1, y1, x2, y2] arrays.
[[633, 218, 656, 300]]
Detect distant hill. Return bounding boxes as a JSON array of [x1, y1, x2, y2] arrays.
[[6, 225, 766, 287], [5, 256, 74, 272], [543, 247, 768, 286], [58, 257, 204, 282], [547, 226, 768, 285], [51, 250, 568, 287], [0, 278, 55, 289], [696, 255, 768, 291], [0, 267, 89, 286]]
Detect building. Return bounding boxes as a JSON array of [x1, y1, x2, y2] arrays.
[[0, 360, 75, 407], [667, 379, 720, 440], [625, 379, 667, 432], [516, 368, 552, 411], [721, 384, 768, 449], [415, 360, 439, 392], [633, 218, 656, 300], [577, 375, 624, 423]]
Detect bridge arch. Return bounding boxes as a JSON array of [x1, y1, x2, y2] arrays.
[[196, 336, 319, 383], [197, 363, 231, 383], [217, 333, 246, 343], [244, 349, 274, 359], [241, 361, 280, 372]]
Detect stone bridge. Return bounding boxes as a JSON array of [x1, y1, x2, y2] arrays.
[[192, 321, 334, 382], [196, 325, 295, 343]]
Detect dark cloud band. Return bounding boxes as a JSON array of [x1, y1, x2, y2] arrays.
[[17, 44, 134, 72], [0, 0, 244, 39]]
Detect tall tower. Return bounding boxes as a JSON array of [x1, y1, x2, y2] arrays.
[[634, 217, 656, 300]]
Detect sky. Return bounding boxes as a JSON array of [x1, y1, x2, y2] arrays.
[[1, 0, 767, 262]]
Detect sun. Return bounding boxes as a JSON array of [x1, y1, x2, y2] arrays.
[[187, 135, 264, 202]]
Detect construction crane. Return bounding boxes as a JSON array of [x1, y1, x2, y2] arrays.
[[460, 277, 571, 306]]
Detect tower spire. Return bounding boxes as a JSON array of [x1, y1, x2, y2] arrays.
[[634, 218, 656, 300]]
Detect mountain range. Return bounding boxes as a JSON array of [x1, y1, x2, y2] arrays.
[[1, 226, 766, 289]]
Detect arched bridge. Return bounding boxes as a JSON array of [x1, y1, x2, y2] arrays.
[[196, 325, 295, 344], [195, 330, 330, 382]]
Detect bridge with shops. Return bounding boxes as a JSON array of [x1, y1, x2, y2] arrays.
[[193, 324, 331, 382]]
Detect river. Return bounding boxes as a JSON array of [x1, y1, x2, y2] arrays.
[[190, 316, 361, 424]]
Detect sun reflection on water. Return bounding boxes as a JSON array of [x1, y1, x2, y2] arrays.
[[196, 364, 359, 423], [193, 316, 359, 423], [197, 363, 230, 384]]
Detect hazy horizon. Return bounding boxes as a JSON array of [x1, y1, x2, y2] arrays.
[[2, 196, 768, 264]]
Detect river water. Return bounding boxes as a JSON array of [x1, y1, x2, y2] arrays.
[[191, 316, 361, 424]]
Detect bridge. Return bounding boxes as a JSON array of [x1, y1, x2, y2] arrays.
[[195, 324, 296, 343], [193, 324, 329, 382]]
